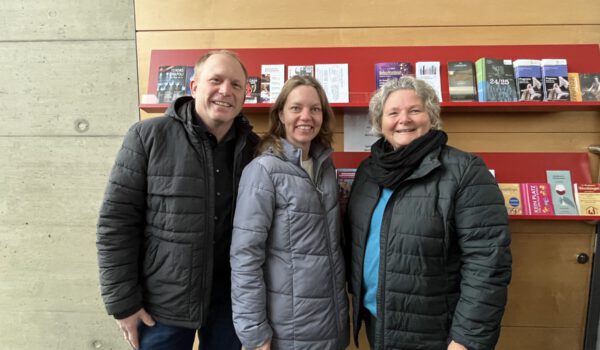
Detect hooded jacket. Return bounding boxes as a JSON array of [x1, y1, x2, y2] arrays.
[[230, 139, 349, 349], [346, 144, 511, 350], [97, 96, 259, 328]]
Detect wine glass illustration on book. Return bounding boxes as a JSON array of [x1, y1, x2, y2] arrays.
[[555, 184, 567, 207]]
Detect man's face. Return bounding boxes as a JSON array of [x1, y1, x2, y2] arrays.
[[191, 54, 246, 130]]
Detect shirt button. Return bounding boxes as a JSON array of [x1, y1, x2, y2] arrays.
[[216, 192, 221, 196], [216, 169, 220, 173], [214, 216, 218, 220]]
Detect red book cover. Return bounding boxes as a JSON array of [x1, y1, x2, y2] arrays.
[[520, 183, 555, 216]]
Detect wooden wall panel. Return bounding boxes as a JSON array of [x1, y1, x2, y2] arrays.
[[496, 327, 582, 350], [135, 0, 600, 30]]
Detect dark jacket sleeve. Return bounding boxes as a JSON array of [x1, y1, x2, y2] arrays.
[[96, 124, 148, 316], [449, 156, 512, 350]]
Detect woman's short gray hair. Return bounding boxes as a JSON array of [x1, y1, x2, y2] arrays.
[[369, 76, 442, 136]]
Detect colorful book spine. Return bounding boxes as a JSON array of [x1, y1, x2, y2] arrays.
[[498, 183, 523, 215], [520, 183, 555, 215]]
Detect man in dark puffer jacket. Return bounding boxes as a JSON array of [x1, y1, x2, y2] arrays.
[[96, 50, 258, 350]]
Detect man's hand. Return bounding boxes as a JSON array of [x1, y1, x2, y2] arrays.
[[448, 340, 468, 350], [116, 308, 155, 349], [243, 339, 271, 350]]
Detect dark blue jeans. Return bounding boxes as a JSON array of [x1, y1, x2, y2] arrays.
[[138, 295, 241, 350]]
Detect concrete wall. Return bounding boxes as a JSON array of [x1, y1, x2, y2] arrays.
[[0, 1, 138, 349]]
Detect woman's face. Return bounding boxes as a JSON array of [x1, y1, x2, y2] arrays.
[[279, 85, 323, 153], [381, 89, 432, 149]]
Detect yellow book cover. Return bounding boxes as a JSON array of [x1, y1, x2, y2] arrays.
[[574, 184, 600, 216], [568, 73, 582, 102], [499, 183, 523, 215]]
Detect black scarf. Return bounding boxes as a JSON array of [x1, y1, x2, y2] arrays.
[[366, 129, 448, 190]]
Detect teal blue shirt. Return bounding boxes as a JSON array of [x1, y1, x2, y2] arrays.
[[362, 188, 393, 316]]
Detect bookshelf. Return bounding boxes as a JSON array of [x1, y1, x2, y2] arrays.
[[140, 44, 600, 113]]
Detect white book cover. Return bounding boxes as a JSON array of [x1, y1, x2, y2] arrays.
[[416, 61, 442, 102], [315, 63, 349, 103], [287, 65, 314, 79], [261, 64, 285, 103]]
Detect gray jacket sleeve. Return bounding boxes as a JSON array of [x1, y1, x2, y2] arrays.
[[230, 160, 275, 348], [449, 156, 512, 350], [96, 125, 147, 316]]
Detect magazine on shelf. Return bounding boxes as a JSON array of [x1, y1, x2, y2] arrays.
[[287, 65, 314, 79], [568, 73, 582, 102], [343, 110, 379, 151], [447, 61, 477, 102], [541, 59, 570, 101], [546, 170, 578, 215], [315, 63, 349, 103], [375, 62, 413, 90], [157, 65, 193, 103], [520, 183, 555, 216], [579, 73, 600, 101], [336, 168, 356, 215], [574, 183, 600, 216], [498, 183, 523, 215], [416, 61, 442, 101], [245, 76, 261, 104], [513, 59, 543, 101], [261, 64, 285, 103], [475, 58, 518, 102]]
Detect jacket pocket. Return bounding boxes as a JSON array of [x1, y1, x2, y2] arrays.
[[142, 235, 192, 318]]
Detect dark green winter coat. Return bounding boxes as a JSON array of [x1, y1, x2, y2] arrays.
[[346, 145, 512, 350]]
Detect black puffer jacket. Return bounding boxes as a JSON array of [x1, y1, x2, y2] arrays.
[[97, 96, 259, 328], [346, 145, 511, 350]]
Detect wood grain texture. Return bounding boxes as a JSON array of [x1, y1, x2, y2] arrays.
[[135, 0, 600, 30], [496, 326, 582, 350]]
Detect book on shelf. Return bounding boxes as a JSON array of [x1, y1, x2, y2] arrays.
[[287, 65, 315, 79], [541, 59, 570, 101], [498, 183, 523, 215], [520, 183, 555, 216], [245, 76, 261, 104], [447, 61, 477, 102], [261, 64, 285, 103], [546, 170, 578, 215], [157, 65, 193, 103], [475, 58, 518, 102], [574, 184, 600, 216], [416, 61, 442, 101], [568, 73, 582, 102], [336, 168, 356, 215], [315, 63, 349, 103], [513, 59, 543, 101], [579, 73, 600, 102], [375, 62, 413, 90]]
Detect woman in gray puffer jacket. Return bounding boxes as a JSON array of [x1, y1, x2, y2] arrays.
[[230, 76, 349, 350]]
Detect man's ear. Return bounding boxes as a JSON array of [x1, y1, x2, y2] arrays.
[[190, 78, 197, 98]]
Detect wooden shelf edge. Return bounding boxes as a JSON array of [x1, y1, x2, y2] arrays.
[[140, 101, 600, 113]]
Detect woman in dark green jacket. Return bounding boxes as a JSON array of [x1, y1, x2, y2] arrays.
[[345, 76, 512, 350]]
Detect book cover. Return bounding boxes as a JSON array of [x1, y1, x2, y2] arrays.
[[520, 183, 555, 216], [245, 76, 260, 104], [542, 59, 570, 101], [315, 63, 349, 103], [375, 62, 413, 90], [513, 59, 543, 101], [498, 183, 523, 215], [476, 58, 518, 102], [568, 73, 582, 102], [184, 66, 195, 96], [574, 183, 600, 216], [336, 168, 356, 215], [546, 170, 578, 215], [416, 61, 442, 101], [287, 65, 315, 79], [447, 61, 477, 102], [157, 65, 192, 103], [261, 64, 285, 103], [475, 58, 486, 102], [579, 73, 600, 101]]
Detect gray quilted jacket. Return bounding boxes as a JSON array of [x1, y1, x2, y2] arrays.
[[230, 138, 349, 350]]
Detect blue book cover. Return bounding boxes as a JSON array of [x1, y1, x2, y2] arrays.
[[542, 59, 570, 101], [546, 170, 578, 215], [513, 59, 543, 101]]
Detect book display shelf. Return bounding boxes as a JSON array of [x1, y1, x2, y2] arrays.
[[141, 44, 600, 113], [332, 151, 600, 222]]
